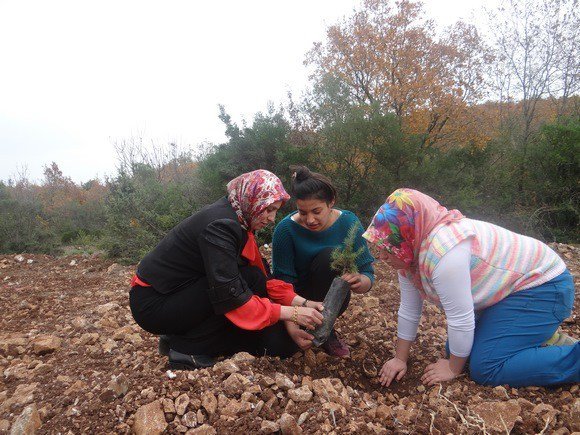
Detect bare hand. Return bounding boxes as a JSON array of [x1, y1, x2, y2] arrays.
[[306, 300, 324, 312], [421, 359, 457, 386], [342, 273, 363, 291], [295, 306, 324, 330], [285, 322, 314, 350], [379, 357, 407, 387]]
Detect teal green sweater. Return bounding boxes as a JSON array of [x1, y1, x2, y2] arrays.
[[272, 210, 375, 284]]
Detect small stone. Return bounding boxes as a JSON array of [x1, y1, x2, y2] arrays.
[[71, 316, 88, 329], [9, 383, 39, 407], [278, 413, 302, 435], [175, 394, 190, 416], [231, 352, 256, 364], [95, 302, 119, 314], [288, 386, 313, 402], [223, 373, 251, 396], [162, 398, 176, 414], [212, 360, 240, 376], [175, 423, 188, 433], [108, 373, 129, 397], [571, 385, 579, 394], [252, 400, 265, 417], [533, 403, 558, 423], [31, 335, 62, 355], [201, 392, 217, 415], [186, 424, 216, 435], [376, 404, 392, 419], [297, 412, 309, 425], [260, 420, 280, 433], [570, 398, 580, 432], [493, 386, 509, 399], [393, 405, 417, 426], [315, 352, 329, 365], [304, 349, 316, 367], [417, 385, 425, 393], [182, 411, 197, 428], [99, 389, 116, 402], [9, 403, 41, 435], [363, 296, 380, 309], [275, 373, 295, 391], [102, 339, 117, 353], [133, 400, 167, 435]]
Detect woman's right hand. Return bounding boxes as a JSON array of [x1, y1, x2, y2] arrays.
[[379, 357, 407, 387]]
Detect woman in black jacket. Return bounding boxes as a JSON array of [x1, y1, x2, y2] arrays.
[[129, 170, 324, 369]]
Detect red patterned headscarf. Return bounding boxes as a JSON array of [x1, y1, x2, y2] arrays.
[[363, 189, 464, 269], [226, 170, 290, 231]]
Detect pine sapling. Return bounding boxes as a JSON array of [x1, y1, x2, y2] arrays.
[[330, 223, 365, 276]]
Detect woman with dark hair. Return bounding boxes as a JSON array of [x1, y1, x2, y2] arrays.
[[272, 166, 375, 357], [129, 170, 324, 370]]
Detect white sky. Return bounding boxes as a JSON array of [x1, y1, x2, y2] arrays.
[[0, 0, 489, 184]]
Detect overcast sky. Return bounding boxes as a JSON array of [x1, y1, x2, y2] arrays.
[[0, 0, 489, 184]]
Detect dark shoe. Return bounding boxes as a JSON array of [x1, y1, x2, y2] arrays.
[[321, 329, 350, 358], [168, 349, 216, 370], [158, 335, 170, 356]]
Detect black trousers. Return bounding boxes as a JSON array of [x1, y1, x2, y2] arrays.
[[129, 266, 298, 358], [294, 248, 351, 317]]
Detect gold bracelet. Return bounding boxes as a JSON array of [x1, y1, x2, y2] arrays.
[[292, 306, 298, 324]]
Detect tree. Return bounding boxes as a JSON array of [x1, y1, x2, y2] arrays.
[[306, 0, 490, 151], [311, 107, 415, 216], [486, 0, 579, 191]]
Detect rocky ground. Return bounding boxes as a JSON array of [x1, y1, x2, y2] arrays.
[[0, 244, 579, 434]]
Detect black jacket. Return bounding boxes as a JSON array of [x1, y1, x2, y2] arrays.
[[137, 197, 254, 314]]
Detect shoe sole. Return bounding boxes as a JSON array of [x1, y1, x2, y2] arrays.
[[169, 362, 197, 371]]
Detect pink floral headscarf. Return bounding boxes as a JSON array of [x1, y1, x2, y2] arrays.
[[363, 189, 464, 270], [226, 170, 290, 231]]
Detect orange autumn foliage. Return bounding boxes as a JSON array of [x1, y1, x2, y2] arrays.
[[307, 0, 492, 149]]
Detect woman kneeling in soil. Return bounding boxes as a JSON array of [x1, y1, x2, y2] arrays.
[[272, 166, 375, 357], [364, 188, 578, 387], [129, 170, 324, 370]]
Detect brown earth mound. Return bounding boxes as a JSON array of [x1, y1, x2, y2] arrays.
[[0, 244, 578, 434]]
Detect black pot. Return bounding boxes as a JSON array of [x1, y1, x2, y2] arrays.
[[311, 276, 350, 347]]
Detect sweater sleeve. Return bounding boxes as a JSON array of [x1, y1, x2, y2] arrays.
[[397, 272, 424, 341], [352, 215, 375, 283], [431, 239, 475, 358], [272, 219, 298, 283], [224, 296, 281, 330]]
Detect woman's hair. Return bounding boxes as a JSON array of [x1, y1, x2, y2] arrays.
[[289, 165, 337, 203]]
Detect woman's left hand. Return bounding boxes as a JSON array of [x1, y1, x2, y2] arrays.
[[421, 359, 458, 385], [342, 273, 363, 291], [306, 300, 324, 311], [342, 273, 371, 293]]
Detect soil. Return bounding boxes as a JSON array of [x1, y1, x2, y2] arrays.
[[0, 244, 578, 434]]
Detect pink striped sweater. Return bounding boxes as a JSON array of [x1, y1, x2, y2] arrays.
[[417, 218, 566, 310]]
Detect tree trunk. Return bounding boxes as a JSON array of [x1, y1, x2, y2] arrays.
[[311, 277, 350, 347]]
